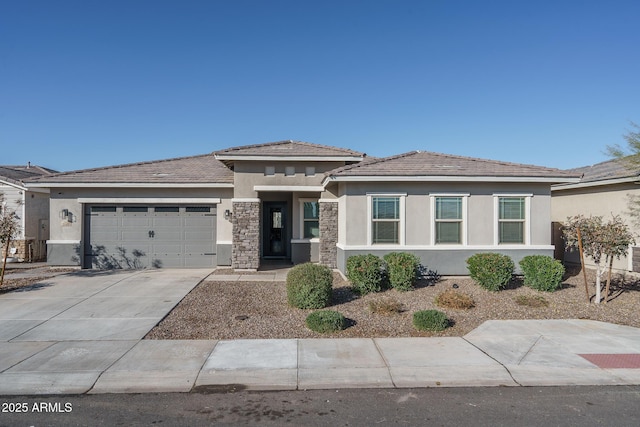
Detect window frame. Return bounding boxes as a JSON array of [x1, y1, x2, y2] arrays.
[[493, 194, 531, 245], [367, 193, 406, 246], [298, 198, 320, 240], [430, 193, 469, 245]]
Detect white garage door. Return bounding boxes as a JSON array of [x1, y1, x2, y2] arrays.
[[85, 205, 217, 269]]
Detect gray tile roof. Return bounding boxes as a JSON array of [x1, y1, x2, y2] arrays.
[[0, 165, 57, 187], [566, 158, 639, 183], [328, 151, 580, 179], [25, 155, 234, 185], [214, 140, 364, 158]]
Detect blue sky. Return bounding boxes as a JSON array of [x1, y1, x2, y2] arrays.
[[1, 0, 639, 172]]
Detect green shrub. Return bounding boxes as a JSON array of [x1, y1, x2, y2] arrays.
[[286, 263, 333, 309], [519, 255, 565, 292], [466, 253, 514, 291], [305, 310, 347, 333], [346, 254, 385, 295], [383, 252, 420, 291], [413, 309, 449, 331]]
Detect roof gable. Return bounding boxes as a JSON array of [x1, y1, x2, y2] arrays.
[[25, 154, 234, 186], [214, 140, 364, 160], [0, 165, 57, 187], [567, 158, 638, 183], [327, 150, 580, 182]]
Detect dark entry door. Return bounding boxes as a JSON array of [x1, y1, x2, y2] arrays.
[[263, 202, 287, 258]]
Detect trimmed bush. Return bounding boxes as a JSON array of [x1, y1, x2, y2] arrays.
[[383, 252, 420, 291], [286, 263, 333, 309], [413, 309, 449, 331], [346, 254, 385, 295], [519, 255, 565, 292], [466, 253, 514, 291], [305, 310, 346, 333], [435, 289, 475, 310]]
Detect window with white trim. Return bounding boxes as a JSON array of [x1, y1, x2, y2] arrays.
[[434, 196, 463, 244], [497, 196, 526, 244], [371, 196, 401, 244], [300, 200, 319, 239]]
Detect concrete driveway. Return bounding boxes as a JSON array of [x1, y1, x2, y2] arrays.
[[0, 269, 211, 342]]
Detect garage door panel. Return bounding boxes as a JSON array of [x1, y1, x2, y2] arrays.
[[184, 230, 215, 241], [153, 217, 182, 227], [122, 217, 152, 227], [153, 230, 182, 241], [185, 243, 215, 253], [121, 230, 153, 240], [184, 216, 216, 227]]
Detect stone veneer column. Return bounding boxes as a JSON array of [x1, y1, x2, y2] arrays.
[[319, 200, 338, 269], [232, 200, 261, 270]]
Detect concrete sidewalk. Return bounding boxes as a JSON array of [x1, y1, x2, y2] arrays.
[[1, 319, 639, 394], [1, 268, 640, 395]]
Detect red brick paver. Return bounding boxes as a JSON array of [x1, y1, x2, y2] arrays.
[[579, 354, 640, 369]]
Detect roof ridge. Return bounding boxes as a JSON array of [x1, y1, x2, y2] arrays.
[[214, 140, 364, 156], [27, 153, 217, 180]]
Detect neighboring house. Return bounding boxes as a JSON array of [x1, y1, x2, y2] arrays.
[[551, 158, 640, 273], [25, 141, 579, 274], [0, 164, 56, 262]]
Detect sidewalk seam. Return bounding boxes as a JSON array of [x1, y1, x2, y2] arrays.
[[372, 338, 397, 388], [461, 336, 523, 387]]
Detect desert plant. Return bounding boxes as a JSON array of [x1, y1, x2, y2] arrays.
[[286, 263, 333, 309], [383, 252, 420, 291], [346, 254, 386, 295], [434, 289, 475, 310], [519, 255, 565, 292], [515, 294, 549, 308], [413, 309, 449, 331], [466, 253, 514, 291], [368, 298, 405, 315], [305, 310, 346, 333]]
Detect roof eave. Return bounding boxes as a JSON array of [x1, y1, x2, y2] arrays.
[[0, 178, 26, 190], [26, 182, 235, 189], [323, 175, 582, 185], [551, 176, 640, 191]]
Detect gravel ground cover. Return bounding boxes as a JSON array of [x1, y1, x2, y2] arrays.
[[145, 267, 640, 339]]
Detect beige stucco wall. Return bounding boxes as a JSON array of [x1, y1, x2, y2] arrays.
[[232, 160, 346, 198], [338, 181, 552, 248], [551, 182, 640, 272]]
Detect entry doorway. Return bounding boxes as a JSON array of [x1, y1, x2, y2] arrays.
[[263, 202, 288, 258]]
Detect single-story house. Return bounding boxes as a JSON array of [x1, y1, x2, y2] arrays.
[[551, 158, 640, 273], [1, 164, 56, 262], [26, 141, 580, 274]]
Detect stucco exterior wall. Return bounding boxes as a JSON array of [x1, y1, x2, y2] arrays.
[[339, 181, 552, 248], [232, 161, 346, 198], [551, 182, 640, 272]]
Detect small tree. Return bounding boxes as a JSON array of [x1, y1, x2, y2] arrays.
[[0, 194, 23, 287], [563, 215, 634, 304]]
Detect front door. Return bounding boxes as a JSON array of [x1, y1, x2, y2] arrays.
[[263, 202, 287, 258]]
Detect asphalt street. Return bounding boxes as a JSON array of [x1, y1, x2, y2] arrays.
[[1, 386, 639, 426]]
